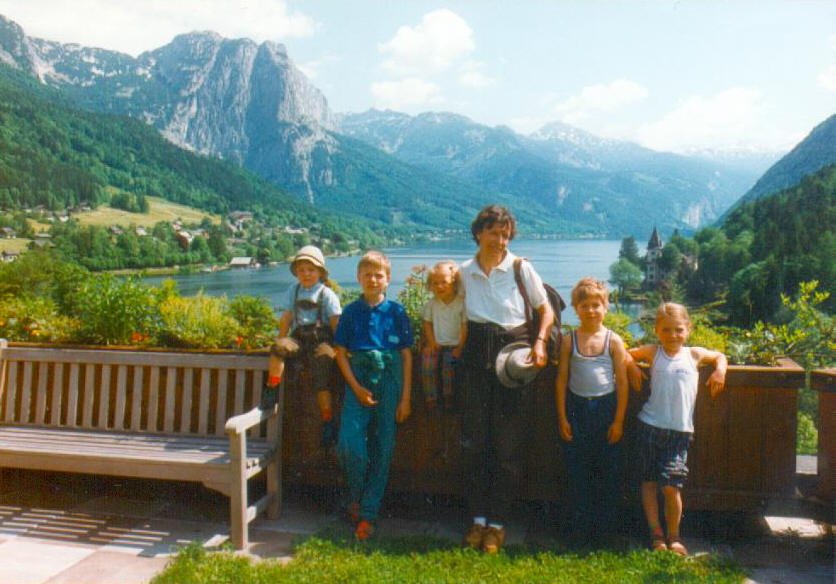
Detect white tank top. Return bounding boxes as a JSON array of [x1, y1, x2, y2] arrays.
[[638, 346, 699, 432], [568, 329, 615, 398]]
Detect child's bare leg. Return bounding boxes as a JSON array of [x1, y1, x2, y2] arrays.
[[662, 486, 683, 539], [316, 390, 333, 421], [642, 481, 665, 548], [267, 354, 284, 387]]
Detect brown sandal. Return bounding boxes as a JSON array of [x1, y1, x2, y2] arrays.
[[667, 538, 688, 556], [651, 534, 667, 551]]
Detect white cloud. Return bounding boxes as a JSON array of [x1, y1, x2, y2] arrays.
[[0, 0, 317, 56], [636, 87, 781, 152], [829, 34, 836, 51], [370, 78, 443, 111], [818, 65, 836, 92], [378, 9, 474, 75], [552, 80, 648, 124], [507, 116, 551, 135], [459, 70, 495, 88], [298, 55, 341, 81]]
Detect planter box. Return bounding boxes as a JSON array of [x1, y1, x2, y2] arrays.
[[282, 357, 806, 512]]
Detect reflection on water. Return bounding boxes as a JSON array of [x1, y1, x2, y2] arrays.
[[145, 239, 641, 326]]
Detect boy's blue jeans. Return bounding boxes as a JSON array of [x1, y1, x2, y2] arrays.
[[336, 350, 402, 522], [563, 390, 624, 536]]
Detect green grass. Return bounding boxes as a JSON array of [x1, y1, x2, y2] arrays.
[[152, 533, 746, 584]]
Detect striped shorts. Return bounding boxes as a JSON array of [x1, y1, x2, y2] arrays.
[[637, 420, 693, 488]]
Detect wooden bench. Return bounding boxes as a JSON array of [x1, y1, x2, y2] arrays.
[[0, 340, 282, 550]]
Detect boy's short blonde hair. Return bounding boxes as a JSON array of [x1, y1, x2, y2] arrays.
[[655, 302, 691, 325], [571, 277, 609, 308], [426, 260, 460, 292], [357, 250, 391, 276]]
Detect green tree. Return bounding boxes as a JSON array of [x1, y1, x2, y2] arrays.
[[609, 258, 643, 296], [618, 236, 641, 266]]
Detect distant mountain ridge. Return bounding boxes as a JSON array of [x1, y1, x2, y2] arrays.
[[339, 109, 764, 237], [725, 114, 836, 214], [0, 14, 782, 237]]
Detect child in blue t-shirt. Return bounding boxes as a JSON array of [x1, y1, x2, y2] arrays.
[[334, 250, 413, 541]]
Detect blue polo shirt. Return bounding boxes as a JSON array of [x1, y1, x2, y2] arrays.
[[334, 297, 414, 352]]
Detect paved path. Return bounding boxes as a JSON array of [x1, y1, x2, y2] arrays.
[[0, 470, 831, 583]]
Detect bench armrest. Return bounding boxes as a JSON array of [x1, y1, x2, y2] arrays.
[[225, 405, 277, 435]]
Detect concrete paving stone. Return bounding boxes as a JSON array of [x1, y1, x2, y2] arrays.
[[745, 564, 834, 584], [97, 517, 229, 558], [255, 504, 336, 535], [244, 528, 295, 560], [44, 550, 170, 584], [71, 495, 169, 519], [0, 538, 96, 584], [763, 515, 829, 538]]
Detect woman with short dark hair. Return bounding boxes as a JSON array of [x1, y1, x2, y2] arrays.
[[458, 204, 554, 554]]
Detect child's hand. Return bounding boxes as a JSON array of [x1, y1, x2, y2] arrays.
[[422, 342, 440, 355], [707, 369, 726, 397], [627, 362, 645, 392], [607, 420, 623, 444], [529, 339, 548, 368], [396, 399, 411, 423], [451, 345, 462, 359], [558, 417, 573, 442], [353, 386, 377, 407]]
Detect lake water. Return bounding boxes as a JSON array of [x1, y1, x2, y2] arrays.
[[146, 239, 635, 326]]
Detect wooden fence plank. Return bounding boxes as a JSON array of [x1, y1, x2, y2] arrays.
[[20, 361, 33, 423], [97, 365, 112, 429], [215, 371, 228, 436], [65, 363, 79, 427], [34, 362, 48, 424], [180, 368, 194, 433], [197, 368, 210, 435], [130, 366, 144, 431], [114, 365, 128, 430], [49, 362, 64, 425], [147, 367, 160, 432], [4, 361, 18, 422], [163, 367, 177, 433]]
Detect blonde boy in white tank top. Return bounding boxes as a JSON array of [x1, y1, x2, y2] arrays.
[[628, 303, 727, 556]]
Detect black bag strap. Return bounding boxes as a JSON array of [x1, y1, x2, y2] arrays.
[[513, 257, 537, 340]]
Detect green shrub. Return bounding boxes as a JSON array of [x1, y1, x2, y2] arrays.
[[157, 293, 239, 348], [72, 274, 158, 345], [603, 311, 635, 348], [0, 295, 75, 343], [797, 410, 818, 455], [396, 264, 431, 346], [228, 295, 279, 349]]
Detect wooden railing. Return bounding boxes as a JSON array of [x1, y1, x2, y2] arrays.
[[811, 367, 835, 502], [283, 359, 807, 511]]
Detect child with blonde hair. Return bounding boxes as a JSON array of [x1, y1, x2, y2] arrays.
[[629, 303, 727, 555], [555, 277, 629, 541], [421, 260, 467, 409]]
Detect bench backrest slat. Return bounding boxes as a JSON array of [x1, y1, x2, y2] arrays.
[[163, 367, 177, 433], [82, 364, 95, 427], [215, 370, 228, 437], [146, 366, 160, 432], [114, 365, 128, 430], [97, 365, 112, 429], [130, 366, 143, 431], [34, 362, 48, 424], [20, 362, 33, 423], [50, 363, 64, 425], [66, 363, 80, 427], [0, 347, 268, 438], [179, 368, 192, 433], [198, 368, 211, 435], [4, 361, 18, 422]]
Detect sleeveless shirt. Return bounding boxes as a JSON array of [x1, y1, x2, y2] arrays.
[[568, 329, 615, 398], [638, 346, 699, 432]]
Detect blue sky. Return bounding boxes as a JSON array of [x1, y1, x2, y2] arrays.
[[1, 0, 833, 154]]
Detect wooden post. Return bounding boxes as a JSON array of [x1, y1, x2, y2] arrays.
[[229, 430, 248, 550], [811, 368, 835, 502], [266, 378, 284, 519]]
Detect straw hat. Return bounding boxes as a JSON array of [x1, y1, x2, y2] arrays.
[[495, 341, 539, 388], [290, 245, 328, 277]]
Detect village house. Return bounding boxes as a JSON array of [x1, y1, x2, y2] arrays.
[[1, 250, 19, 262], [228, 256, 255, 268]]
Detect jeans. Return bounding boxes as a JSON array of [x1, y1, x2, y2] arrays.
[[336, 350, 402, 522], [563, 390, 624, 536]]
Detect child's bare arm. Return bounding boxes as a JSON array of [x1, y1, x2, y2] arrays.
[[422, 320, 438, 352], [608, 334, 629, 444], [555, 332, 573, 441], [335, 346, 376, 407], [328, 315, 339, 335], [277, 310, 293, 339], [692, 347, 728, 397], [627, 344, 653, 391], [396, 347, 412, 423], [452, 319, 467, 359]]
